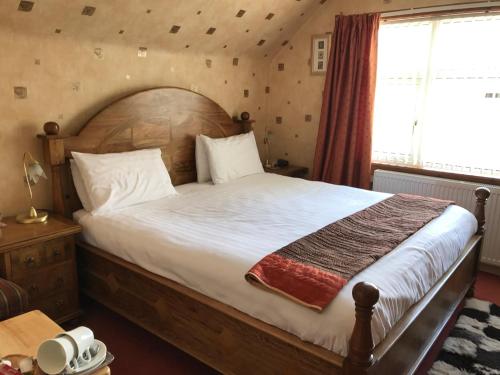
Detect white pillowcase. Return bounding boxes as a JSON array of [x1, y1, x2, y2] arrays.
[[72, 149, 176, 214], [69, 159, 93, 212], [202, 131, 264, 184], [195, 135, 211, 183]]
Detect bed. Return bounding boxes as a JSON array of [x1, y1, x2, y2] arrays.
[[39, 87, 490, 375]]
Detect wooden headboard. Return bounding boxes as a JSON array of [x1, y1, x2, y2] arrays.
[[39, 87, 248, 217]]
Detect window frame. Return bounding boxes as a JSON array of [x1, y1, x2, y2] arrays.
[[372, 10, 500, 184]]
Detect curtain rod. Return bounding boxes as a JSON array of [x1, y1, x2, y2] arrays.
[[380, 1, 500, 17]]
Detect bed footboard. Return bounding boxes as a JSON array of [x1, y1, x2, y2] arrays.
[[344, 186, 490, 375]]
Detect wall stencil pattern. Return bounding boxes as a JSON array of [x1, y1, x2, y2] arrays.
[[1, 0, 327, 57], [0, 0, 485, 215], [0, 29, 268, 215], [265, 0, 486, 175]]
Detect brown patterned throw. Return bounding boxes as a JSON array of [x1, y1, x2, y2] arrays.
[[246, 194, 453, 311]]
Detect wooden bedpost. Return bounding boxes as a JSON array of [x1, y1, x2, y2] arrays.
[[37, 123, 67, 216], [474, 187, 490, 235], [467, 186, 491, 298], [344, 282, 380, 375]]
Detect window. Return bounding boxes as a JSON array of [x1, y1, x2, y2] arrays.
[[372, 14, 500, 177]]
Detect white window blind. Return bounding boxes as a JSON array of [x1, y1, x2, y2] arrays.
[[372, 14, 500, 177]]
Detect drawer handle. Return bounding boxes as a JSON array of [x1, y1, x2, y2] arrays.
[[53, 249, 62, 257], [24, 256, 36, 267]]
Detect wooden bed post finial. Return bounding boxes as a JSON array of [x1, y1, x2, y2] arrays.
[[43, 121, 60, 136], [38, 122, 67, 216], [468, 186, 491, 298], [344, 282, 379, 375], [474, 187, 490, 235]]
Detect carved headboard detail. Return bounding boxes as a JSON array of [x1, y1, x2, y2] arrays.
[[39, 87, 248, 217]]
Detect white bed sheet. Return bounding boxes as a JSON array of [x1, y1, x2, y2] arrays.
[[74, 173, 477, 356]]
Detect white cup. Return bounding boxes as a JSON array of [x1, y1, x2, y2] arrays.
[[37, 336, 78, 374], [57, 326, 94, 364]]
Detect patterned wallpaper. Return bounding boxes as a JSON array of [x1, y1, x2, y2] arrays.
[[0, 0, 328, 57], [0, 0, 481, 215], [0, 0, 336, 216], [265, 0, 485, 175]]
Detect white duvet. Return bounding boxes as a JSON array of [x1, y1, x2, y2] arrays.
[[74, 173, 477, 356]]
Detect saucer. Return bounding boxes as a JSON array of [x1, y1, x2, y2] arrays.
[[64, 340, 106, 375]]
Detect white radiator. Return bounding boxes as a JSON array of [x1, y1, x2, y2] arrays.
[[373, 170, 500, 266]]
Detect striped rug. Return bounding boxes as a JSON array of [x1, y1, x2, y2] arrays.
[[429, 298, 500, 374]]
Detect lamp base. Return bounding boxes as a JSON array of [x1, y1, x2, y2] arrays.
[[16, 210, 48, 224]]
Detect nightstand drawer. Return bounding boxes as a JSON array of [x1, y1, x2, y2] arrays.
[[34, 291, 78, 321], [15, 262, 75, 298], [11, 237, 74, 277]]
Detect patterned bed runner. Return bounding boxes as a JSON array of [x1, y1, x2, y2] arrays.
[[245, 194, 453, 311]]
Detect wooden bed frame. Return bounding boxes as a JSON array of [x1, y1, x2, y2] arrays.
[[39, 87, 491, 375]]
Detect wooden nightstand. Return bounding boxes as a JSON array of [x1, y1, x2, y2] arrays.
[[0, 215, 81, 323], [264, 165, 309, 178]]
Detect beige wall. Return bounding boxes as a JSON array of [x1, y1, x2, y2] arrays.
[[0, 0, 485, 216], [0, 31, 268, 216], [1, 0, 335, 217], [265, 0, 484, 175]]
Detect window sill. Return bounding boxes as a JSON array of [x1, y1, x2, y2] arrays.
[[371, 162, 500, 187]]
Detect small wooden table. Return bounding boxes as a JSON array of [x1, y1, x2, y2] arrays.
[[0, 310, 110, 375]]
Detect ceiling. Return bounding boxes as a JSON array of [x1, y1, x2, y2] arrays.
[[0, 0, 330, 57]]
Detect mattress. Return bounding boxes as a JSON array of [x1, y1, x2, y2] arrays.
[[74, 173, 477, 356]]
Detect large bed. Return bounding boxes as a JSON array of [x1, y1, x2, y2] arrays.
[[39, 87, 490, 375]]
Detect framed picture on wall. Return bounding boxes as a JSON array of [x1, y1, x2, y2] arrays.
[[311, 34, 330, 75]]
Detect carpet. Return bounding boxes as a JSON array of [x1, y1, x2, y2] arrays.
[[429, 298, 500, 375]]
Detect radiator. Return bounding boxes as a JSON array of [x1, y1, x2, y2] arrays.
[[373, 170, 500, 266]]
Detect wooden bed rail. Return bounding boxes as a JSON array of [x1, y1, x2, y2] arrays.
[[344, 186, 490, 375]]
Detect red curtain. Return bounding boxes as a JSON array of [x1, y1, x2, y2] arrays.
[[312, 14, 380, 189]]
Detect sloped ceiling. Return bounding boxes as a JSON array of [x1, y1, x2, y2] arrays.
[[0, 0, 330, 57]]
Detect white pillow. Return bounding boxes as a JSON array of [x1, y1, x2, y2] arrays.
[[202, 131, 264, 184], [72, 149, 176, 214], [195, 135, 211, 183], [69, 159, 93, 212]]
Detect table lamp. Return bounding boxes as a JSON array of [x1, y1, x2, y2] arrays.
[[16, 152, 48, 224]]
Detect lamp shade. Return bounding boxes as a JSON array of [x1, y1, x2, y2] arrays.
[[26, 160, 47, 185]]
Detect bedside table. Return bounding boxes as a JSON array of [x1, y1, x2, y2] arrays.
[[0, 215, 81, 323], [264, 165, 309, 178]]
